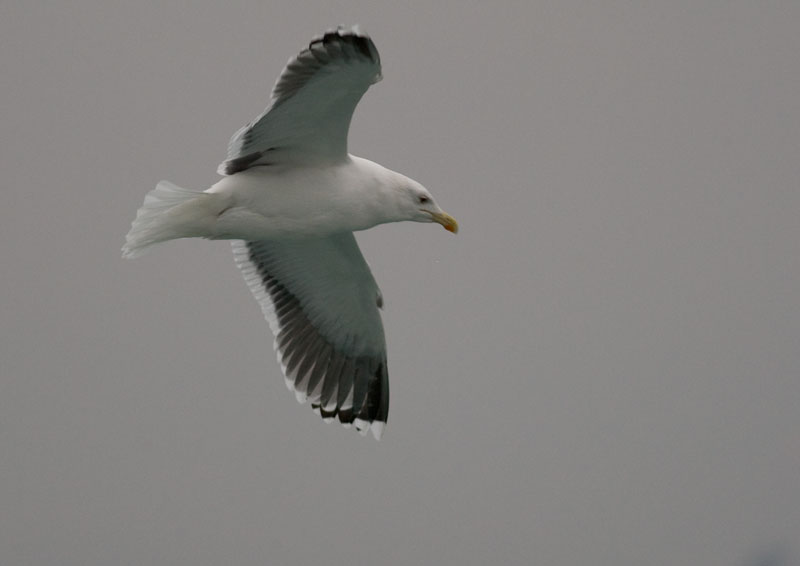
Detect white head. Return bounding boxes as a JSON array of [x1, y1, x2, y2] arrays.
[[391, 177, 459, 233]]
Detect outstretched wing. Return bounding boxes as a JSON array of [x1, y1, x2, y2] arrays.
[[219, 26, 382, 175], [232, 234, 389, 439]]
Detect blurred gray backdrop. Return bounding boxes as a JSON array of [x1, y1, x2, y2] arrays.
[[1, 2, 798, 565]]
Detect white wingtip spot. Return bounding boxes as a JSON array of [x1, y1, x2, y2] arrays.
[[371, 421, 385, 440]]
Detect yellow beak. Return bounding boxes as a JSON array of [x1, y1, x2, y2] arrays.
[[428, 210, 459, 233]]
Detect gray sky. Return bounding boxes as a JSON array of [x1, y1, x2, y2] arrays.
[[1, 2, 798, 565]]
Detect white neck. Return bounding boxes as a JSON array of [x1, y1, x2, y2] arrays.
[[347, 155, 417, 228]]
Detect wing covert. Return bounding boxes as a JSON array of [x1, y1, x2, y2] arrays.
[[219, 26, 382, 174]]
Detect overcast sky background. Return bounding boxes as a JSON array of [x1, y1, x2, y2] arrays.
[[2, 2, 799, 565]]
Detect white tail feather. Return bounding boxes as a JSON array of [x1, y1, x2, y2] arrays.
[[122, 181, 214, 258]]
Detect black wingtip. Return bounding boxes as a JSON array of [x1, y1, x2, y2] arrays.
[[309, 25, 379, 65]]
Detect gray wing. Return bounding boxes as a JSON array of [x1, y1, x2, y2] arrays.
[[219, 26, 382, 175], [232, 234, 388, 439]]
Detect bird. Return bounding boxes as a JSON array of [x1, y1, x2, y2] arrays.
[[123, 26, 458, 440]]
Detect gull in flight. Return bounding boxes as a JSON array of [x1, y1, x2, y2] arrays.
[[123, 26, 458, 439]]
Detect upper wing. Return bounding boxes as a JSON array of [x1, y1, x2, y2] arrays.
[[219, 26, 382, 175], [232, 234, 389, 439]]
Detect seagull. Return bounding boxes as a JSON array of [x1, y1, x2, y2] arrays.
[[123, 26, 458, 440]]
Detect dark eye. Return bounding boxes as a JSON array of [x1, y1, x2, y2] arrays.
[[418, 195, 430, 204]]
